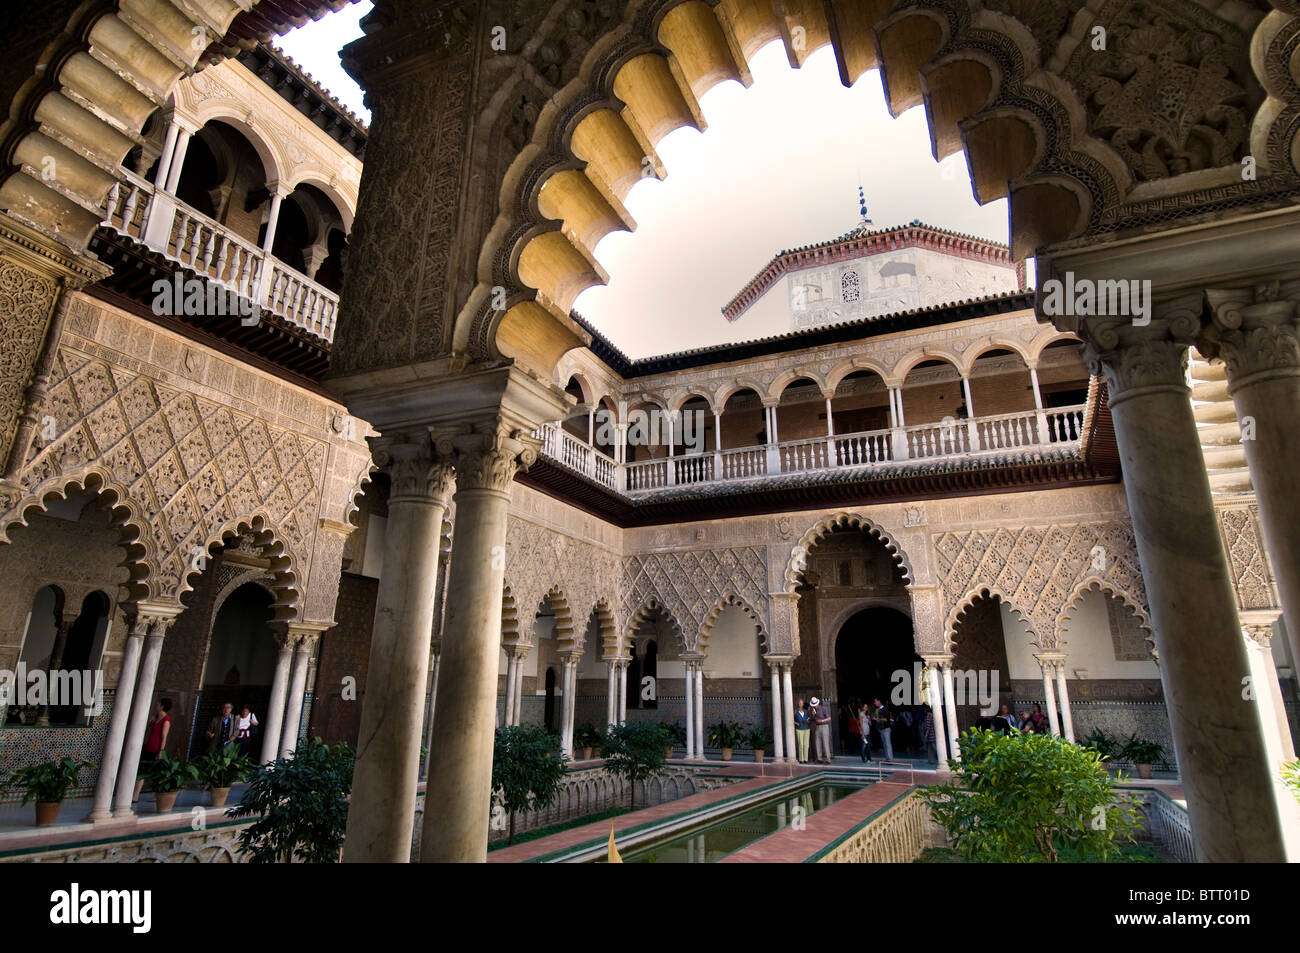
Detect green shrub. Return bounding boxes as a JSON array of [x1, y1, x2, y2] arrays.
[[492, 724, 569, 844], [601, 721, 666, 810], [707, 720, 745, 749], [229, 739, 354, 863], [5, 757, 91, 804], [193, 744, 254, 789], [922, 728, 1142, 862], [150, 752, 199, 793]]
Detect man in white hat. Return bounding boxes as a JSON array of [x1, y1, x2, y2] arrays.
[[810, 696, 833, 765]]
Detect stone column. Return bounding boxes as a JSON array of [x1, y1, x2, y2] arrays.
[[923, 659, 949, 767], [694, 660, 705, 757], [163, 127, 192, 194], [1036, 654, 1060, 737], [605, 660, 618, 727], [261, 188, 286, 254], [684, 663, 696, 759], [420, 429, 537, 864], [940, 660, 960, 762], [1075, 302, 1285, 861], [112, 612, 176, 817], [561, 656, 578, 758], [1203, 283, 1300, 677], [259, 628, 294, 764], [511, 651, 527, 726], [503, 650, 519, 727], [781, 664, 796, 763], [278, 632, 318, 758], [1241, 614, 1297, 763], [153, 117, 181, 189], [343, 439, 453, 863], [767, 659, 785, 762], [423, 646, 440, 779], [617, 659, 628, 725], [1053, 659, 1075, 743], [1029, 366, 1048, 442], [86, 617, 147, 822]]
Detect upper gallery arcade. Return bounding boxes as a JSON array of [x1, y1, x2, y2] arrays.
[[0, 0, 1297, 865]]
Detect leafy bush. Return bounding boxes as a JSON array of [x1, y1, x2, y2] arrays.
[[742, 725, 772, 751], [922, 728, 1142, 862], [229, 739, 354, 863], [601, 721, 666, 810], [492, 724, 569, 844], [150, 752, 199, 793], [193, 744, 255, 789], [1120, 734, 1165, 766], [708, 720, 745, 749], [1081, 727, 1121, 761], [5, 757, 91, 804]]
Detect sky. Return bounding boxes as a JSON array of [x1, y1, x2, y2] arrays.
[[279, 5, 1012, 359]]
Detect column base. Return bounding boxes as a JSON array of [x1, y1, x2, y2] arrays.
[[84, 809, 115, 824]]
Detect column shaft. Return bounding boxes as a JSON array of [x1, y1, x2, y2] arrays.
[[693, 665, 705, 757], [86, 628, 144, 822], [1054, 662, 1075, 743], [503, 654, 518, 727], [1039, 662, 1060, 737], [928, 667, 949, 766], [260, 638, 293, 764], [279, 639, 312, 758], [781, 665, 796, 763], [769, 664, 784, 762], [112, 629, 167, 816], [617, 661, 627, 725], [940, 664, 960, 762], [684, 666, 696, 759]]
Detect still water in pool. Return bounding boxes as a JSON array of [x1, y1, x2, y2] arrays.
[[614, 782, 868, 863]]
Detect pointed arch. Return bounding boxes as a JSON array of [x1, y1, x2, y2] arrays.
[[186, 515, 301, 621], [588, 598, 617, 658], [539, 585, 577, 654], [501, 585, 521, 648], [626, 598, 684, 657], [943, 584, 1038, 653], [1054, 577, 1154, 656], [784, 512, 914, 591], [699, 592, 768, 656]]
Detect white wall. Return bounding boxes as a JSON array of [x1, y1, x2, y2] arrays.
[[702, 604, 761, 677], [1058, 588, 1158, 678]]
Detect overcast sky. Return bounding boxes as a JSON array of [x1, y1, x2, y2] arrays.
[[280, 5, 1011, 360]]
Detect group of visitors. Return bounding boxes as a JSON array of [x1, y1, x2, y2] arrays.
[[790, 695, 946, 766], [206, 701, 260, 756], [983, 702, 1048, 734]]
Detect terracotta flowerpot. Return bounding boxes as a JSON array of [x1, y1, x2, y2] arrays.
[[720, 747, 733, 762], [666, 746, 675, 760], [581, 747, 593, 761], [34, 801, 60, 826], [209, 786, 231, 807], [156, 790, 180, 813], [1135, 763, 1153, 779], [753, 750, 765, 764]]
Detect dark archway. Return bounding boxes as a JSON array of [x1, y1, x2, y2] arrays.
[[189, 582, 276, 758], [543, 667, 557, 731], [833, 607, 920, 755], [49, 591, 111, 726]]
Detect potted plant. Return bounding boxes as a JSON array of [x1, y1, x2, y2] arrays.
[[574, 723, 603, 761], [743, 725, 772, 764], [193, 744, 254, 807], [1082, 727, 1122, 772], [1121, 734, 1166, 780], [5, 757, 91, 826], [661, 722, 687, 760], [149, 752, 198, 813], [708, 720, 745, 761]]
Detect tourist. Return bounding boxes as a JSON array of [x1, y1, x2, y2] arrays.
[[235, 703, 259, 757], [206, 701, 237, 754], [872, 697, 894, 761], [857, 701, 873, 763], [1027, 703, 1047, 734], [793, 698, 812, 763], [132, 697, 172, 803], [810, 696, 832, 764], [997, 703, 1018, 733], [923, 706, 937, 764]]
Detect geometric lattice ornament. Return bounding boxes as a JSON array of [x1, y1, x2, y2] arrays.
[[1, 348, 322, 607]]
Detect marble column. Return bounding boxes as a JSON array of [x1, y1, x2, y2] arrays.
[[423, 647, 441, 779], [162, 127, 191, 194], [112, 613, 175, 817], [1053, 660, 1075, 743], [605, 660, 618, 727], [768, 660, 785, 762], [781, 664, 796, 764], [561, 656, 578, 758], [1036, 655, 1060, 737], [617, 660, 628, 725], [86, 617, 147, 822], [153, 117, 181, 189], [420, 430, 536, 864], [693, 660, 705, 757], [511, 651, 527, 726], [1241, 615, 1296, 762], [684, 663, 696, 759], [1203, 283, 1300, 678], [259, 628, 294, 764], [940, 660, 961, 762], [1076, 302, 1285, 861], [344, 440, 453, 863], [503, 650, 519, 727], [924, 660, 949, 767], [278, 633, 317, 758]]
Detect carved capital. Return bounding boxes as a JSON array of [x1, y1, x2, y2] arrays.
[[446, 424, 540, 494], [373, 436, 455, 506], [1077, 294, 1203, 405], [1202, 281, 1300, 387]]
